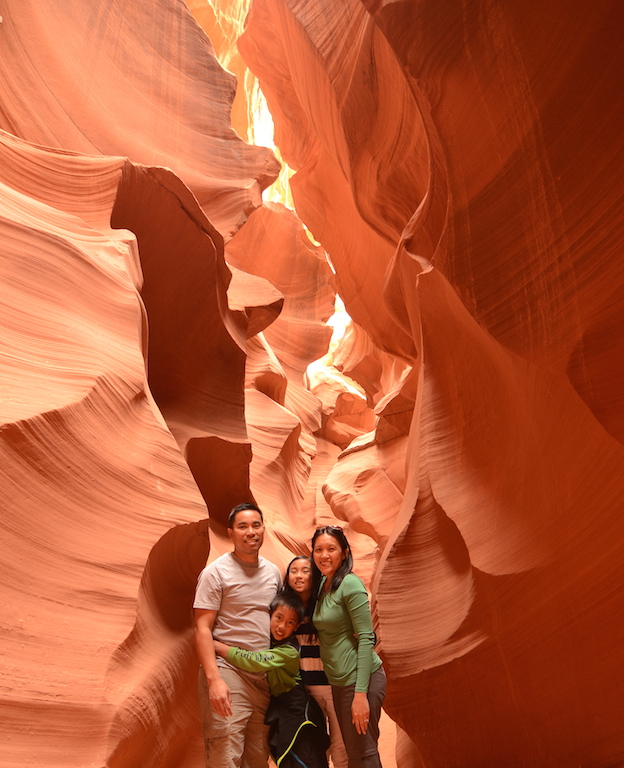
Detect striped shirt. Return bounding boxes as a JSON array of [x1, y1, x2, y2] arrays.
[[295, 619, 329, 687]]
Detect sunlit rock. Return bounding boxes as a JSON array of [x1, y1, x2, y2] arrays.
[[2, 0, 624, 766], [0, 0, 278, 239], [240, 0, 624, 765], [0, 129, 210, 767]]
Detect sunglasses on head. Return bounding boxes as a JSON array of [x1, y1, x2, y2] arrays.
[[314, 525, 344, 534]]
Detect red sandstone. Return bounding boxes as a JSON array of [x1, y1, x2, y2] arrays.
[[1, 1, 623, 767]]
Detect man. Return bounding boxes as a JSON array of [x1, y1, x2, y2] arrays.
[[193, 502, 282, 768]]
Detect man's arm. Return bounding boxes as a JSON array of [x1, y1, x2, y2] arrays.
[[193, 608, 233, 717]]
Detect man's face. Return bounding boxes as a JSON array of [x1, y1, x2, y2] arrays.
[[270, 605, 301, 643], [227, 509, 265, 558]]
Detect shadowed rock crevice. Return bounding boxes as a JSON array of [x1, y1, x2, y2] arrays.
[[105, 521, 210, 768]]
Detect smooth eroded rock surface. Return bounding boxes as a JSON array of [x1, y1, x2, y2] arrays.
[[2, 0, 624, 766], [239, 0, 624, 765]]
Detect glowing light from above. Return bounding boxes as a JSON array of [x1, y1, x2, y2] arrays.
[[244, 74, 295, 209], [201, 0, 251, 71], [306, 296, 366, 401], [188, 1, 296, 209], [189, 0, 355, 390], [327, 295, 350, 349]]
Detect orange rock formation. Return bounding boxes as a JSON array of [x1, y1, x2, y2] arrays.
[[1, 1, 624, 767]]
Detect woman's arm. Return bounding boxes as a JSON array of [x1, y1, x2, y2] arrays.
[[343, 580, 376, 691], [343, 577, 377, 734]]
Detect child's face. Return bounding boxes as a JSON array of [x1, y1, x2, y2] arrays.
[[270, 605, 301, 642], [287, 560, 312, 594]]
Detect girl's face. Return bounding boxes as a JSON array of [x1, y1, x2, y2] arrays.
[[313, 533, 347, 582], [288, 559, 312, 594]]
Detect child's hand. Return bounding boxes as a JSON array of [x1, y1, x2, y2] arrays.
[[213, 640, 230, 658]]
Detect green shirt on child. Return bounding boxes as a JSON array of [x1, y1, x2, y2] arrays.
[[226, 644, 300, 697]]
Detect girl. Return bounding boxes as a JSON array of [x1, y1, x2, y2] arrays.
[[311, 527, 386, 768], [283, 555, 349, 768]]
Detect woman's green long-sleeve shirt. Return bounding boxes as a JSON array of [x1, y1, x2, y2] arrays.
[[313, 572, 382, 692]]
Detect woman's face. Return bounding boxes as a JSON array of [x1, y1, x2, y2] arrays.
[[288, 559, 312, 594], [313, 533, 347, 582]]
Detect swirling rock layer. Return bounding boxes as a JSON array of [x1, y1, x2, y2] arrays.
[[239, 0, 624, 766], [2, 1, 624, 767]]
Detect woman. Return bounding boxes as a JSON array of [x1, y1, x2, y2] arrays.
[[283, 555, 349, 768], [311, 527, 386, 768]]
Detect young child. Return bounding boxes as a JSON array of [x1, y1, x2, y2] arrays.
[[213, 592, 330, 768]]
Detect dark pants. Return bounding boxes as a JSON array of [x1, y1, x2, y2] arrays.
[[331, 667, 386, 768]]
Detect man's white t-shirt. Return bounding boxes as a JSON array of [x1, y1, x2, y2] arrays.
[[193, 551, 282, 672]]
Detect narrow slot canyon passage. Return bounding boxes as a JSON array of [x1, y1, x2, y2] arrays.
[[1, 2, 624, 768]]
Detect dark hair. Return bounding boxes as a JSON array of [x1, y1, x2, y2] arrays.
[[282, 556, 314, 614], [270, 590, 305, 624], [284, 556, 312, 589], [228, 502, 263, 528], [311, 526, 353, 593]]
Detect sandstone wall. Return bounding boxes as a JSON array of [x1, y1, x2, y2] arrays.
[[1, 1, 623, 767], [238, 1, 624, 765]]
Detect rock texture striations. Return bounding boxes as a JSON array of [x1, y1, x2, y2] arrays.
[[1, 1, 624, 767], [238, 1, 624, 766]]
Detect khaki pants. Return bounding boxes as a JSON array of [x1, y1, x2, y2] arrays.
[[198, 666, 270, 768], [306, 684, 349, 768]]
